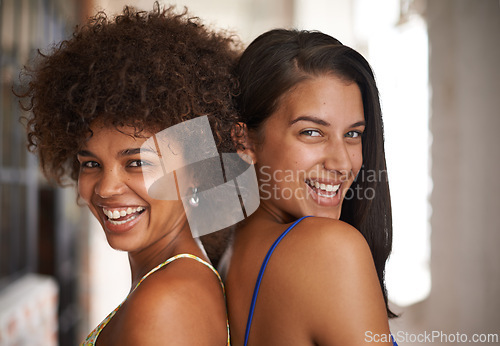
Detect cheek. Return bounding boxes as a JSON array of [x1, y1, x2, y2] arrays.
[[77, 176, 92, 204], [351, 148, 363, 177], [150, 200, 186, 225], [129, 176, 150, 200]]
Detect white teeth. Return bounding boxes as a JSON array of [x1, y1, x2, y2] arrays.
[[103, 206, 145, 220], [306, 179, 341, 195], [318, 190, 335, 197]]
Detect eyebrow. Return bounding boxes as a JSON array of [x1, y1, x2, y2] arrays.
[[76, 150, 95, 157], [289, 116, 330, 127], [77, 147, 157, 158], [351, 120, 366, 128], [122, 148, 143, 156], [122, 147, 160, 157], [289, 116, 366, 128]]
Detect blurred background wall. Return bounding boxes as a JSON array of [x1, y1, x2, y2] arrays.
[[1, 0, 498, 345]]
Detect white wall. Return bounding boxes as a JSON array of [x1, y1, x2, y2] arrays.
[[389, 1, 500, 344], [90, 0, 293, 45]]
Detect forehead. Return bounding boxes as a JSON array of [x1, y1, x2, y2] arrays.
[[273, 75, 364, 122], [89, 117, 155, 135], [81, 122, 153, 148]]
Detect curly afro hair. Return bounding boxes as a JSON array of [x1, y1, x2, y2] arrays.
[[19, 3, 241, 185]]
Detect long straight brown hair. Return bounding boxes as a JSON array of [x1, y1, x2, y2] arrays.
[[235, 29, 395, 317]]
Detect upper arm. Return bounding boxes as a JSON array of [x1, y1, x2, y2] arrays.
[[287, 218, 392, 345], [114, 275, 226, 346]]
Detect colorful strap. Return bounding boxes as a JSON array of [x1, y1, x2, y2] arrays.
[[83, 253, 230, 345], [244, 216, 312, 345]]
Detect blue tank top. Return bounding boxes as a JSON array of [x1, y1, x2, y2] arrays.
[[244, 216, 397, 346]]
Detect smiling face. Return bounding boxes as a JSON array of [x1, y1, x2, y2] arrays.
[[247, 74, 365, 222], [77, 123, 187, 253]]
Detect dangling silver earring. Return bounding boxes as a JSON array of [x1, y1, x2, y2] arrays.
[[189, 187, 199, 207]]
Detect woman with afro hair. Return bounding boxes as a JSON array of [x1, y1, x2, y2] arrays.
[[18, 3, 240, 345]]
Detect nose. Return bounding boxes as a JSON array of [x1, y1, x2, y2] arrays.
[[94, 167, 126, 198], [323, 138, 353, 179]]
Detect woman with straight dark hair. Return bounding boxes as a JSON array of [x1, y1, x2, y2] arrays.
[[225, 29, 397, 345]]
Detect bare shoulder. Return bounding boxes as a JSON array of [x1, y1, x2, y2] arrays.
[[272, 217, 391, 344], [283, 216, 380, 298], [115, 259, 227, 345], [284, 216, 372, 261], [274, 217, 375, 287]]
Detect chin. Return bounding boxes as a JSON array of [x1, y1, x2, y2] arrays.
[[310, 206, 342, 220], [103, 233, 133, 252]]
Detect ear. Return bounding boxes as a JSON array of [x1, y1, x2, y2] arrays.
[[231, 122, 257, 164]]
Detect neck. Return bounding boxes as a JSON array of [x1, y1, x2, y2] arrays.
[[258, 201, 295, 224], [127, 220, 203, 289]]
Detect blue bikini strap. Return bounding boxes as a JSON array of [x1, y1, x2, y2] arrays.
[[244, 215, 312, 345]]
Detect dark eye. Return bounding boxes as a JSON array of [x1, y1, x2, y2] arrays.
[[81, 161, 99, 168], [301, 129, 322, 137], [345, 131, 362, 138], [129, 160, 145, 167]]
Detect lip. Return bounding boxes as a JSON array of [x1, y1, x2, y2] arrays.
[[97, 203, 147, 234]]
